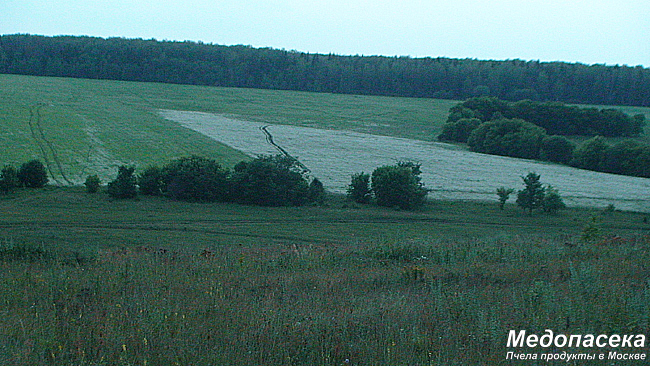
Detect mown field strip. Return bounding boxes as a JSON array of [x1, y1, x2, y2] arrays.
[[162, 110, 650, 212]]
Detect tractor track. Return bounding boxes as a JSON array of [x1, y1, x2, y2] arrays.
[[27, 104, 73, 185], [259, 125, 311, 174]]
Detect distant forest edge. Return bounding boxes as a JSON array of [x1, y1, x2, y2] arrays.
[[1, 34, 649, 107]]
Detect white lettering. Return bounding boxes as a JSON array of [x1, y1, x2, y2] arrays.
[[583, 334, 595, 347], [539, 329, 554, 347], [609, 334, 621, 347], [596, 335, 608, 347], [507, 330, 526, 347], [568, 335, 581, 347]]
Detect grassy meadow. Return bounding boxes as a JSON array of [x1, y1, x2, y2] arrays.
[[2, 74, 650, 365], [0, 74, 454, 185], [1, 187, 650, 365]]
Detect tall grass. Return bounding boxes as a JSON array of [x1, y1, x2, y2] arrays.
[[2, 231, 649, 365]]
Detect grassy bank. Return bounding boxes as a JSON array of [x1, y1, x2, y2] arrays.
[[1, 188, 649, 365]]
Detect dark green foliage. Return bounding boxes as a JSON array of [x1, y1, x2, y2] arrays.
[[84, 174, 101, 193], [347, 172, 372, 204], [437, 117, 481, 142], [138, 166, 165, 196], [107, 166, 138, 199], [541, 186, 566, 214], [450, 97, 645, 137], [0, 165, 19, 194], [571, 136, 610, 171], [516, 173, 545, 215], [496, 187, 514, 210], [17, 159, 48, 188], [467, 118, 546, 159], [308, 178, 326, 206], [230, 155, 310, 206], [600, 141, 646, 177], [2, 34, 650, 106], [371, 162, 429, 210], [540, 135, 575, 164], [162, 156, 230, 202]]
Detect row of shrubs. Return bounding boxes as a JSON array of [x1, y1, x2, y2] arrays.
[[439, 116, 650, 178], [100, 155, 326, 206], [0, 159, 49, 194], [346, 161, 430, 210]]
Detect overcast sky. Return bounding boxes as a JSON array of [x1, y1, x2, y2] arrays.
[[2, 0, 648, 67]]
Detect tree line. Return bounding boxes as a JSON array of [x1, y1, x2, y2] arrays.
[[1, 34, 649, 106], [440, 97, 645, 138]]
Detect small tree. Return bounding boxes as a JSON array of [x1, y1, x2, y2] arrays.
[[541, 185, 566, 214], [347, 172, 371, 204], [107, 166, 138, 199], [17, 159, 48, 188], [371, 162, 429, 210], [0, 165, 19, 194], [496, 187, 514, 210], [84, 174, 101, 193], [516, 172, 545, 215]]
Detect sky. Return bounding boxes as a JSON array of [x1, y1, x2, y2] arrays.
[[2, 0, 649, 67]]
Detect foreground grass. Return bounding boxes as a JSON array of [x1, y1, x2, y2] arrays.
[[1, 188, 650, 365]]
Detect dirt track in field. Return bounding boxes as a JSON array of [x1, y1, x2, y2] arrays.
[[161, 110, 650, 213]]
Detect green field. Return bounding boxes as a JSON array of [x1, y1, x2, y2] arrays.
[[3, 74, 650, 365], [0, 74, 454, 184]]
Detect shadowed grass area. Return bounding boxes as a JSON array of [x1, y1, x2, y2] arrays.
[[1, 188, 650, 365]]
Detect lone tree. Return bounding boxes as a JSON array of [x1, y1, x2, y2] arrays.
[[496, 187, 514, 210], [371, 162, 429, 210], [516, 172, 545, 215], [17, 159, 48, 188], [347, 172, 371, 204]]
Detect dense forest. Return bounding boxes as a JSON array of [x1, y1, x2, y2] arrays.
[[1, 34, 649, 106]]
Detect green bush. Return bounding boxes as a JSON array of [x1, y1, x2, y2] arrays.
[[0, 165, 19, 194], [84, 174, 101, 193], [162, 156, 230, 202], [371, 162, 429, 210], [571, 136, 610, 171], [308, 178, 326, 205], [347, 172, 372, 204], [17, 159, 48, 188], [540, 135, 575, 164], [107, 166, 138, 199], [467, 118, 546, 159], [437, 117, 481, 143], [139, 166, 165, 196], [230, 155, 310, 206], [541, 185, 566, 214]]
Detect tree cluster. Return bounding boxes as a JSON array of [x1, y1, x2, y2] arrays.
[[571, 137, 650, 178], [0, 159, 48, 194], [106, 155, 323, 207], [347, 162, 429, 210], [440, 97, 645, 140], [1, 35, 649, 106], [499, 173, 566, 215]]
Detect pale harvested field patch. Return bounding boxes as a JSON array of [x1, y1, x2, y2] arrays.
[[162, 110, 650, 212]]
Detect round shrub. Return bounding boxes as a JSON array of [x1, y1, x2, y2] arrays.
[[17, 159, 48, 188]]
